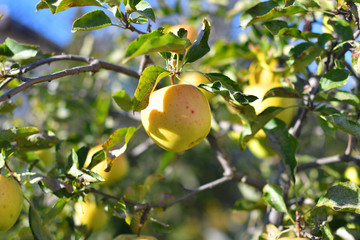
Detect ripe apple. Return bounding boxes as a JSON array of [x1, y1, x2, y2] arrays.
[[113, 234, 158, 240], [168, 24, 197, 43], [243, 83, 296, 158], [74, 195, 109, 232], [91, 154, 129, 186], [179, 73, 213, 100], [141, 84, 211, 152], [344, 166, 360, 185], [0, 175, 23, 233]]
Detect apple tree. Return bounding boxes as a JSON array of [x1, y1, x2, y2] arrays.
[[0, 0, 360, 239]]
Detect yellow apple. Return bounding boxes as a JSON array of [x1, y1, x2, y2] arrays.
[[141, 84, 211, 152], [113, 234, 158, 240], [344, 166, 360, 185], [179, 73, 213, 100], [74, 195, 109, 232], [35, 147, 56, 166], [168, 24, 197, 43], [243, 83, 296, 127], [244, 83, 296, 158], [0, 175, 23, 233], [91, 154, 129, 186], [83, 144, 104, 169]]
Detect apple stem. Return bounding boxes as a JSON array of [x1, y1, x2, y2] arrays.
[[169, 75, 174, 85]]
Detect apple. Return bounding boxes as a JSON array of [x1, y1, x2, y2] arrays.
[[344, 166, 360, 185], [35, 147, 56, 166], [168, 24, 197, 43], [91, 154, 129, 186], [179, 73, 213, 100], [113, 234, 158, 240], [74, 194, 109, 232], [141, 84, 211, 152], [243, 83, 296, 158], [0, 175, 23, 233]]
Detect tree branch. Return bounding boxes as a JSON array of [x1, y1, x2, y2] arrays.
[[0, 55, 140, 102], [297, 154, 360, 172]]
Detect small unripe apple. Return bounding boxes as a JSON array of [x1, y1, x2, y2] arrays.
[[91, 154, 129, 186], [0, 175, 23, 233], [141, 84, 211, 152], [168, 24, 197, 43], [344, 166, 360, 185], [179, 73, 213, 100], [74, 195, 109, 232], [113, 234, 158, 240]]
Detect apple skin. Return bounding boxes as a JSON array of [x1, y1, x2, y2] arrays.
[[179, 73, 213, 100], [243, 83, 296, 127], [35, 147, 56, 166], [141, 84, 211, 152], [91, 154, 129, 186], [74, 195, 109, 232], [244, 83, 296, 158], [113, 234, 158, 240], [344, 166, 360, 185], [0, 175, 23, 233], [168, 24, 197, 43]]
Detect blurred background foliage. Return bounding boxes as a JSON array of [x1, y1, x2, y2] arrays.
[[0, 0, 360, 239]]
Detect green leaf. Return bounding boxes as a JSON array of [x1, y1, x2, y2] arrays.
[[29, 204, 53, 240], [320, 69, 349, 91], [232, 198, 266, 211], [36, 0, 60, 13], [263, 20, 288, 35], [328, 18, 353, 41], [123, 29, 191, 62], [67, 149, 84, 178], [0, 42, 14, 61], [56, 0, 103, 13], [317, 116, 336, 138], [263, 87, 302, 100], [264, 119, 298, 182], [325, 114, 360, 140], [316, 182, 360, 214], [263, 184, 288, 213], [113, 90, 133, 111], [43, 198, 68, 224], [0, 127, 40, 142], [16, 133, 60, 151], [184, 18, 211, 64], [94, 92, 111, 125], [115, 199, 131, 225], [240, 1, 279, 29], [321, 223, 334, 240], [72, 10, 112, 32], [135, 0, 155, 22], [199, 81, 257, 125], [132, 65, 170, 111], [241, 1, 307, 29], [0, 100, 16, 114], [102, 126, 137, 171], [327, 90, 360, 108], [277, 28, 321, 40], [5, 38, 39, 60], [203, 72, 241, 91]]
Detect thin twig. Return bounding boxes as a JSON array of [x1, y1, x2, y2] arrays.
[[296, 154, 360, 172], [0, 57, 140, 102]]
